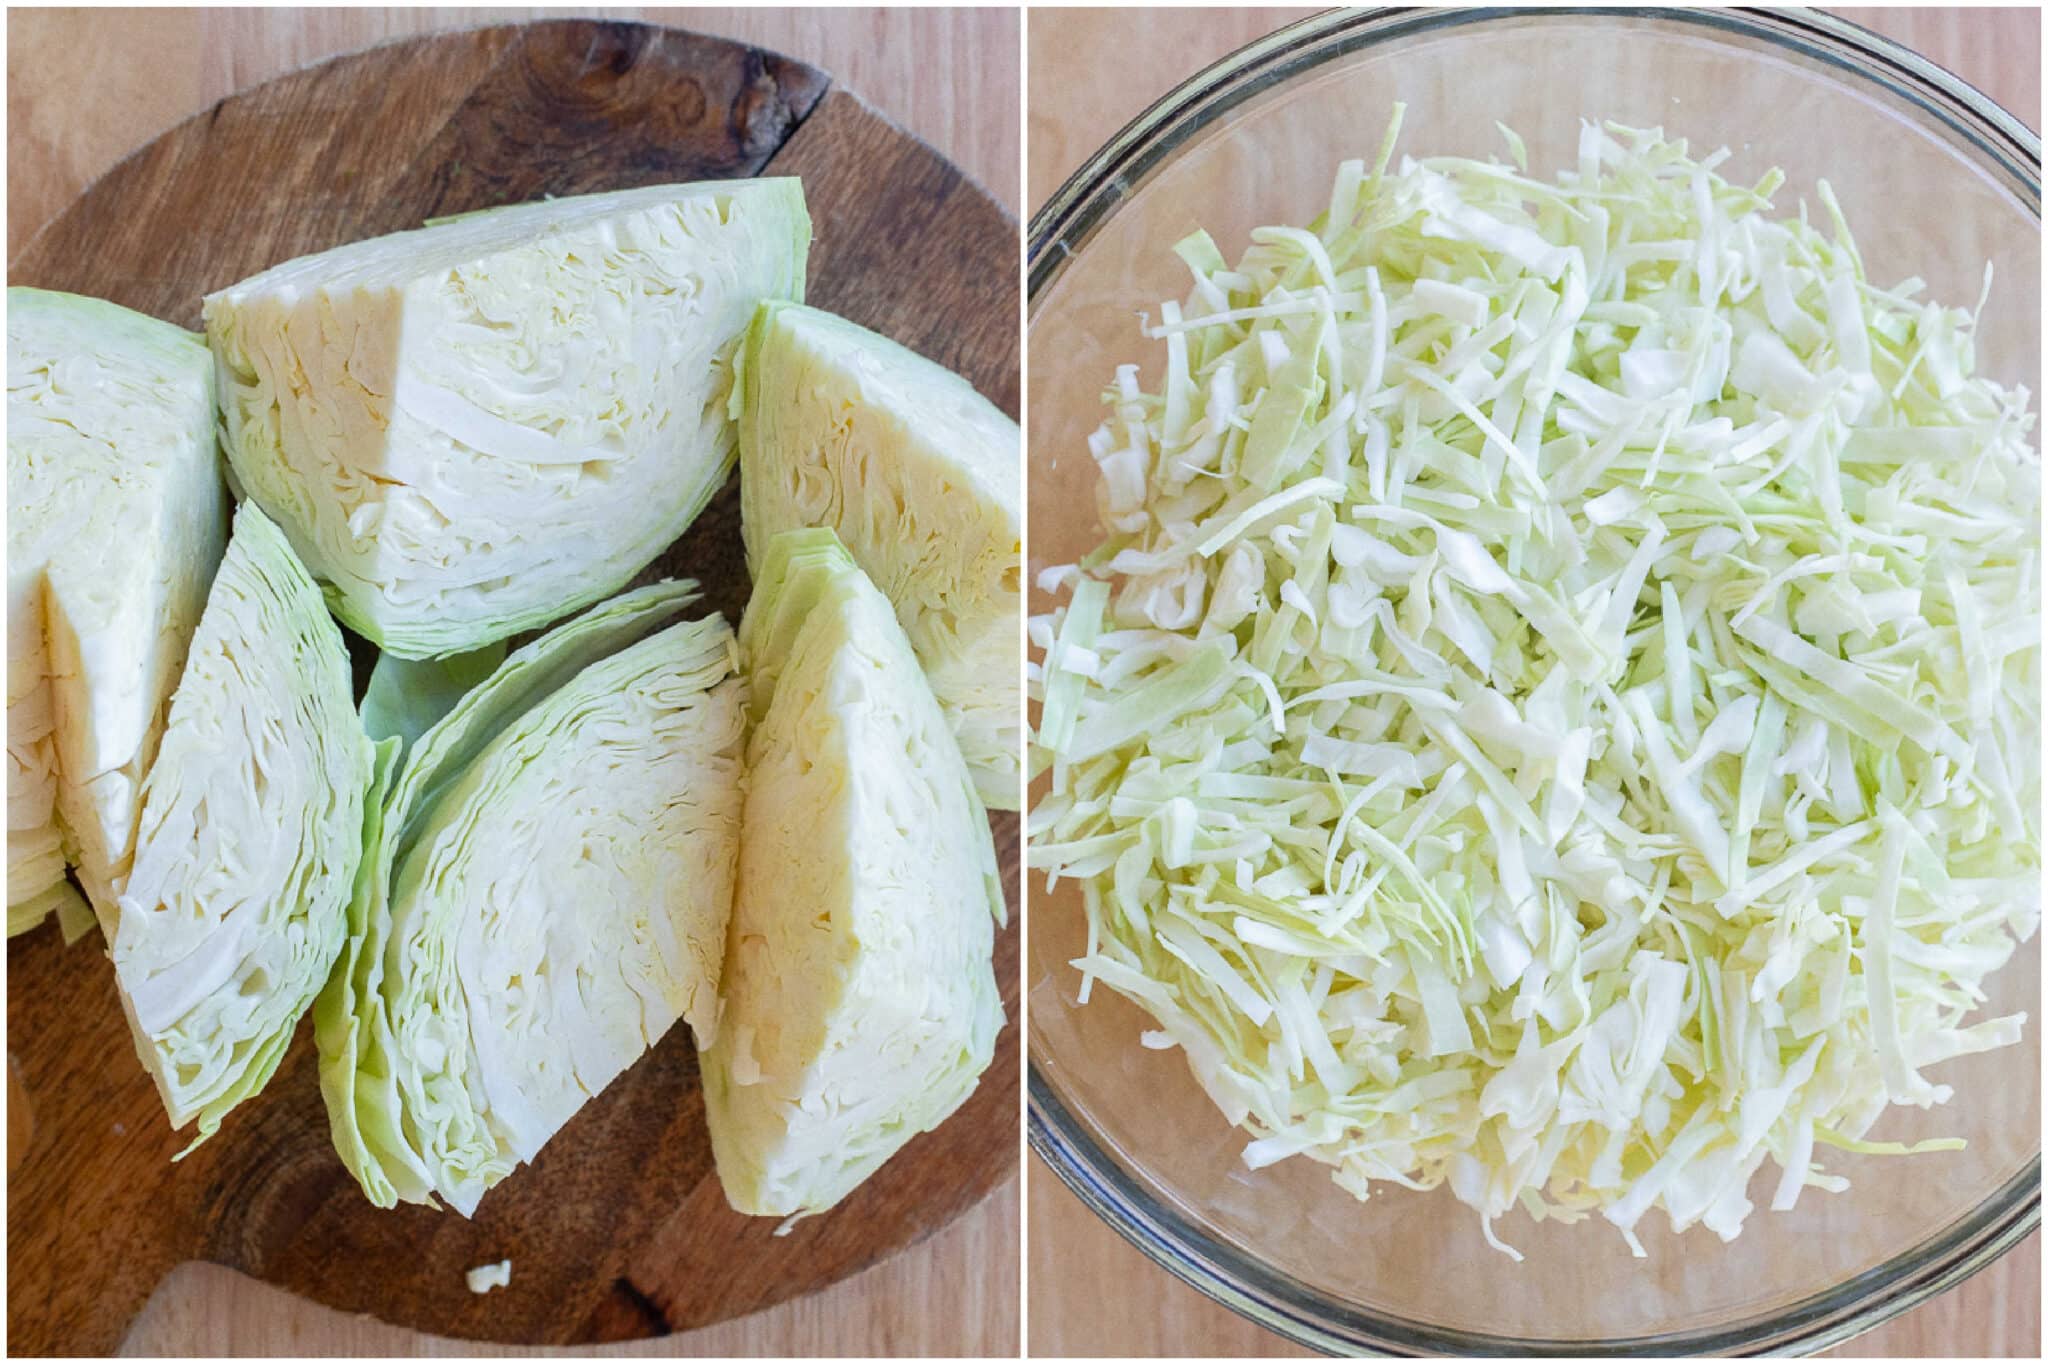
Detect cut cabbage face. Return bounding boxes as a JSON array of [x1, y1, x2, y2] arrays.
[[1030, 114, 2040, 1255], [111, 503, 373, 1144], [205, 179, 811, 659], [703, 528, 1004, 1219], [740, 301, 1022, 809], [7, 288, 228, 940], [316, 580, 745, 1215]]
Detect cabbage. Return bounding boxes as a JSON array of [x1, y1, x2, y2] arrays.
[[7, 287, 228, 938], [359, 640, 505, 755], [111, 503, 373, 1144], [703, 529, 1004, 1218], [316, 580, 744, 1214], [1030, 113, 2040, 1255], [465, 1260, 511, 1294], [205, 180, 811, 658], [739, 301, 1022, 809]]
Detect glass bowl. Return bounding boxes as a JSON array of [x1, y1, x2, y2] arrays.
[[1026, 8, 2041, 1355]]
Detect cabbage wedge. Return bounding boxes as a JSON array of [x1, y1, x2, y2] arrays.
[[7, 287, 228, 939], [703, 529, 1004, 1219], [206, 179, 811, 658], [317, 580, 745, 1215], [739, 301, 1021, 809], [112, 503, 373, 1144]]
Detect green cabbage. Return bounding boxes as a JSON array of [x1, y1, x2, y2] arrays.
[[112, 503, 373, 1145], [739, 301, 1022, 809], [359, 640, 505, 755], [7, 287, 228, 939], [205, 180, 811, 659], [703, 529, 1004, 1219], [316, 580, 745, 1214], [1030, 113, 2039, 1255]]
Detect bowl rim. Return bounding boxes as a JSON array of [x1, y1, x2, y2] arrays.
[[1026, 6, 2043, 1356], [1029, 7, 2041, 304], [1032, 1073, 2041, 1357]]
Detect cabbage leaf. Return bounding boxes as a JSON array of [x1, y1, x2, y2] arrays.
[[316, 580, 745, 1214], [360, 643, 507, 754], [112, 503, 373, 1145]]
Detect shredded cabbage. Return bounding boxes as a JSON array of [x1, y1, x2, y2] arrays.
[[1030, 112, 2040, 1255], [465, 1259, 511, 1294]]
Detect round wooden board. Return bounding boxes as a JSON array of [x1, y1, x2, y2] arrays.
[[5, 18, 1020, 1355]]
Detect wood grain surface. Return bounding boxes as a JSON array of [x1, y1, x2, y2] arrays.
[[1026, 6, 2041, 1359], [6, 7, 1020, 1358]]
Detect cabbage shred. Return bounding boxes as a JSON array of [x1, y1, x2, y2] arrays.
[[1029, 113, 2040, 1255]]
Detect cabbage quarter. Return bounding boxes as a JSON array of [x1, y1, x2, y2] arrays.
[[317, 581, 744, 1215], [740, 302, 1023, 810], [704, 529, 1004, 1219], [206, 179, 810, 659], [7, 288, 228, 939], [113, 503, 372, 1146]]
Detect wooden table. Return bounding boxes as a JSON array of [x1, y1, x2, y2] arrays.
[[6, 7, 1019, 1356], [1026, 6, 2042, 1358]]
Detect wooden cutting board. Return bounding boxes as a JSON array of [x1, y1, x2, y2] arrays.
[[5, 18, 1019, 1355]]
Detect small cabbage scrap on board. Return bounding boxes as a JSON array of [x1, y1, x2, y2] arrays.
[[6, 287, 228, 940], [317, 580, 745, 1216], [113, 503, 373, 1145], [739, 301, 1024, 810], [1029, 112, 2040, 1255], [703, 529, 1005, 1219], [205, 179, 811, 659]]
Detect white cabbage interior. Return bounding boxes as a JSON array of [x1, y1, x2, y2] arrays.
[[206, 179, 809, 657], [6, 287, 227, 937], [740, 301, 1022, 809], [705, 530, 1003, 1218], [112, 504, 370, 1140], [376, 613, 744, 1215]]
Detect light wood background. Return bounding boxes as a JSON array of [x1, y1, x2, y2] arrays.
[[6, 7, 1019, 1357], [1026, 5, 2042, 1359]]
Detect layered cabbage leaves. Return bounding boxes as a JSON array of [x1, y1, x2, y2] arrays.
[[206, 180, 811, 658], [7, 287, 228, 939], [317, 580, 745, 1214], [113, 503, 373, 1144]]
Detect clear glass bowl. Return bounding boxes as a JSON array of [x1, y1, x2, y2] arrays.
[[1026, 8, 2041, 1355]]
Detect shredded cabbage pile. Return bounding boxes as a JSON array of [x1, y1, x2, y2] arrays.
[[1028, 111, 2041, 1255]]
